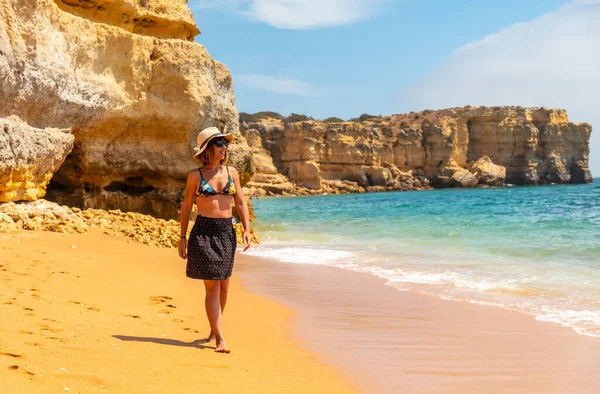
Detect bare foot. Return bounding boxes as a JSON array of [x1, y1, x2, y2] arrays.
[[215, 340, 230, 354], [206, 331, 214, 343]]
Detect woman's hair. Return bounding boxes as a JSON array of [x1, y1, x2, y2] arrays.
[[195, 142, 228, 166]]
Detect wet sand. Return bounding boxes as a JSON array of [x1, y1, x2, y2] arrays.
[[0, 231, 354, 393], [236, 256, 600, 393]]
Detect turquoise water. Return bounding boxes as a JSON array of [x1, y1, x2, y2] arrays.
[[246, 178, 600, 338]]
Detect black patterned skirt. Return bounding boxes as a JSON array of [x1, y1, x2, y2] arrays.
[[186, 215, 237, 280]]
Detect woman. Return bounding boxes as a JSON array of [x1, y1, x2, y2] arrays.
[[178, 126, 252, 354]]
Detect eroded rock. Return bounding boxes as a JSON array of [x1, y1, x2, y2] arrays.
[[469, 156, 506, 186], [0, 117, 74, 203]]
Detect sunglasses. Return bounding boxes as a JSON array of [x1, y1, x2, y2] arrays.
[[210, 138, 228, 148]]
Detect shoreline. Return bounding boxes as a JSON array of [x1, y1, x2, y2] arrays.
[[236, 253, 600, 393], [0, 230, 355, 393], [248, 175, 599, 200]]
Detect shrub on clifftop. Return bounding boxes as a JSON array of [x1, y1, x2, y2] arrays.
[[254, 111, 285, 120], [239, 112, 257, 123], [285, 113, 312, 123], [239, 111, 285, 123], [358, 113, 378, 122]]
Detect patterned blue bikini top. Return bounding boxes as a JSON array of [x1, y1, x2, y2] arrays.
[[196, 166, 236, 198]]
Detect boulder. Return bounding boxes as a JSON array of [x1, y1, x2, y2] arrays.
[[451, 169, 479, 188], [469, 156, 506, 186], [0, 117, 74, 202], [288, 161, 321, 190]]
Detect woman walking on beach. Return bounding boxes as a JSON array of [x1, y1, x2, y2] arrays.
[[178, 127, 252, 354]]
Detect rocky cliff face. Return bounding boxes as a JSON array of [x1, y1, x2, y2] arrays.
[[241, 107, 592, 195], [1, 0, 242, 218]]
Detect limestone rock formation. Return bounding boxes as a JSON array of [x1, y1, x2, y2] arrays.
[[240, 106, 592, 195], [0, 116, 74, 203], [0, 0, 238, 218]]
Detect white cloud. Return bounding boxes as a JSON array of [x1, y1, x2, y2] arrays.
[[190, 0, 389, 29], [399, 1, 600, 175], [236, 74, 320, 96]]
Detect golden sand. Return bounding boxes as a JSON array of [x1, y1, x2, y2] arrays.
[[0, 231, 355, 393]]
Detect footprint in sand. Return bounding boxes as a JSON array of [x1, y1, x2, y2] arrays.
[[67, 301, 100, 312], [149, 296, 173, 305], [172, 319, 183, 323], [158, 309, 171, 315], [13, 272, 30, 277], [124, 314, 142, 319], [39, 324, 63, 333], [19, 330, 34, 335], [0, 352, 21, 359], [47, 337, 67, 343], [7, 365, 35, 376]]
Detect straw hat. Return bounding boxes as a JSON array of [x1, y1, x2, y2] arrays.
[[193, 127, 233, 159]]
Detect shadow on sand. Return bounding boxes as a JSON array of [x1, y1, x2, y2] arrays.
[[113, 335, 214, 350]]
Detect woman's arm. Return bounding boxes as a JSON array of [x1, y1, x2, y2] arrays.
[[178, 169, 199, 259], [230, 166, 252, 251]]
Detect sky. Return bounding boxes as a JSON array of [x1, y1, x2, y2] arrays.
[[189, 0, 600, 175]]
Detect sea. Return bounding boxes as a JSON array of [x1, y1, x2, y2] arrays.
[[245, 178, 600, 338]]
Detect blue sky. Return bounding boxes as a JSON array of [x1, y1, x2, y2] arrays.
[[189, 0, 600, 175]]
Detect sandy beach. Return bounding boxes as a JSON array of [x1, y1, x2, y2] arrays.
[[237, 256, 600, 394], [0, 231, 354, 393], [3, 229, 600, 393]]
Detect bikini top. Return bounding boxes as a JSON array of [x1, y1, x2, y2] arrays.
[[196, 166, 236, 198]]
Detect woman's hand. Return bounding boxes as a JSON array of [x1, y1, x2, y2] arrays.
[[178, 238, 187, 259], [243, 231, 252, 252]]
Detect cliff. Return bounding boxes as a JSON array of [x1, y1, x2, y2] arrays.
[[0, 0, 245, 219], [241, 106, 592, 196]]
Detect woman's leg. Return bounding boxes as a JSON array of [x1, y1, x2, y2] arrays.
[[203, 279, 230, 353], [219, 278, 230, 313], [206, 278, 231, 342]]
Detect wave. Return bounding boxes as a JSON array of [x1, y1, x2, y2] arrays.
[[243, 243, 600, 338], [244, 245, 355, 265]]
